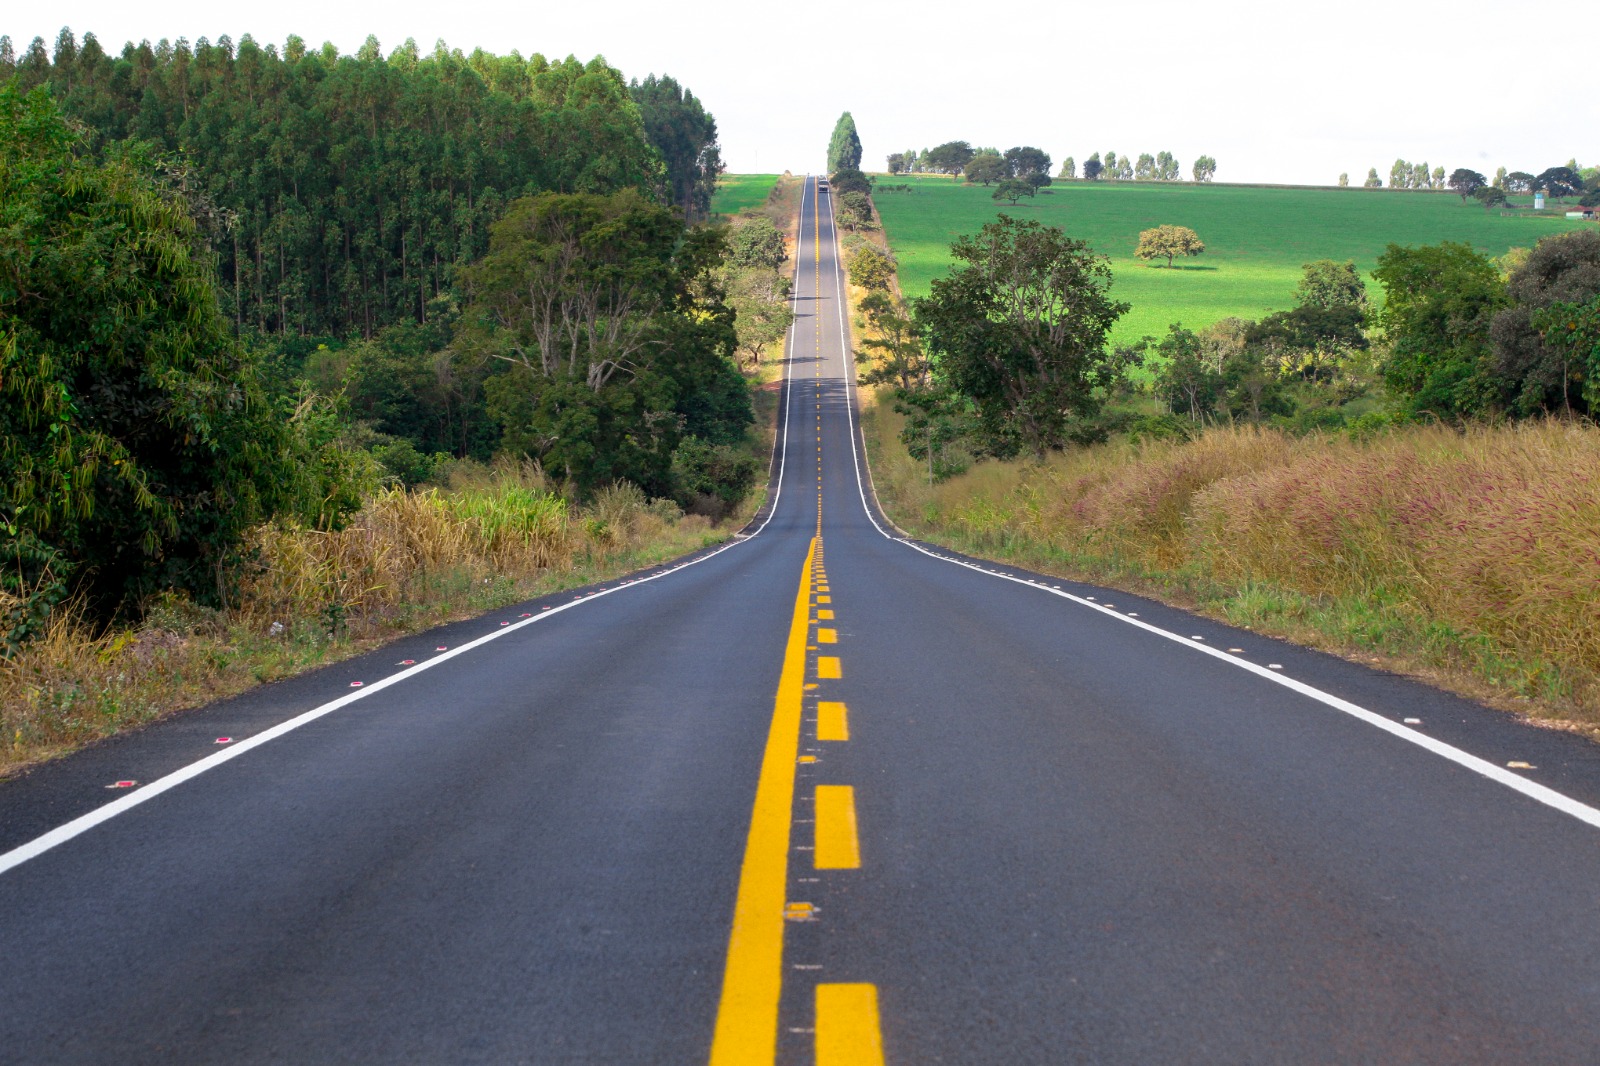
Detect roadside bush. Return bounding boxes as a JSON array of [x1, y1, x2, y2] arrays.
[[671, 436, 760, 517]]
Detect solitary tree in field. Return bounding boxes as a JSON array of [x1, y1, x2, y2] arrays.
[[1448, 168, 1487, 203], [1364, 168, 1383, 188], [1135, 224, 1206, 268], [1338, 172, 1349, 187], [993, 179, 1035, 205], [1191, 155, 1217, 182], [1474, 185, 1507, 210]]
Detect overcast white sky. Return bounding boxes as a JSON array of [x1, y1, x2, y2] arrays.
[[9, 0, 1589, 184]]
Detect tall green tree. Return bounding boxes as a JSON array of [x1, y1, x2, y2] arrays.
[[0, 85, 353, 618], [912, 216, 1128, 457], [458, 190, 749, 495], [630, 73, 722, 222], [827, 112, 863, 175], [1448, 168, 1487, 203], [1373, 241, 1507, 417], [1488, 230, 1600, 415]]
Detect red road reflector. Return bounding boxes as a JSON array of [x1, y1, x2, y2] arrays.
[[436, 646, 447, 651], [398, 659, 415, 666], [350, 681, 364, 688], [215, 737, 233, 745], [107, 780, 137, 789]]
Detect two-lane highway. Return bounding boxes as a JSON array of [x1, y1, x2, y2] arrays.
[[8, 177, 1600, 1063]]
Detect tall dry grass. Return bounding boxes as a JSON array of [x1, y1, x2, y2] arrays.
[[0, 469, 720, 774], [867, 396, 1600, 719]]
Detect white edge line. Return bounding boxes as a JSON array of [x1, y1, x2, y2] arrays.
[[824, 181, 1600, 835], [0, 181, 822, 880]]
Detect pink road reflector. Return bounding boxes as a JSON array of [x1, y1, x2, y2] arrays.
[[436, 646, 447, 651], [520, 612, 531, 617], [499, 621, 509, 626], [399, 659, 415, 666], [350, 681, 364, 688], [215, 737, 233, 745], [107, 780, 137, 789]]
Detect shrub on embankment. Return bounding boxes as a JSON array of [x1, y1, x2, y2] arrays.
[[0, 468, 724, 775], [867, 409, 1600, 721]]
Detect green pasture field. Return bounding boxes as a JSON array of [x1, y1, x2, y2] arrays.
[[870, 174, 1592, 346], [710, 173, 780, 218]]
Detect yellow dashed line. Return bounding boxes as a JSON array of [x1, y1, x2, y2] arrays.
[[815, 984, 885, 1065], [813, 785, 860, 870], [817, 701, 849, 741], [818, 657, 841, 680]]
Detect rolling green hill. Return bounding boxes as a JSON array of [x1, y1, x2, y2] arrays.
[[710, 173, 781, 217], [870, 175, 1590, 345]]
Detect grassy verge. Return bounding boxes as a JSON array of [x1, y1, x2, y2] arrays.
[[861, 395, 1600, 735], [0, 466, 747, 779]]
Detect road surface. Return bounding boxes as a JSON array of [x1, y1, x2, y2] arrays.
[[6, 177, 1600, 1063]]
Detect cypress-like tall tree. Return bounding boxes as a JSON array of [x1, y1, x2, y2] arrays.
[[827, 111, 862, 175]]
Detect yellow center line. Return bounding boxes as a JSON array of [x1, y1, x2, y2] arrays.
[[708, 537, 818, 1065]]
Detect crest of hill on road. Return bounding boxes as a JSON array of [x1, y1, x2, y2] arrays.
[[869, 174, 1591, 346]]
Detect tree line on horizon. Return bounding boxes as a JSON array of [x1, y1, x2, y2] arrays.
[[887, 142, 1216, 184]]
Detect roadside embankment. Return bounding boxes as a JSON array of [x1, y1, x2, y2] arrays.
[[862, 401, 1600, 732], [1, 470, 741, 777]]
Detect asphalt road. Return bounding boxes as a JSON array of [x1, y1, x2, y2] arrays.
[[7, 178, 1600, 1064]]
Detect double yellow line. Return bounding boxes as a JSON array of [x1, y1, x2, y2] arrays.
[[708, 537, 882, 1065], [710, 176, 882, 1066]]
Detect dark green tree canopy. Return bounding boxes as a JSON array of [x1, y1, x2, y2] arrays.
[[1488, 229, 1600, 415], [725, 216, 787, 271], [1373, 241, 1508, 418], [1448, 168, 1487, 203], [1003, 146, 1052, 187], [912, 216, 1129, 457], [964, 151, 1006, 186], [0, 85, 337, 615], [459, 190, 749, 494], [6, 29, 669, 339], [926, 141, 975, 176], [630, 73, 722, 222], [1534, 166, 1584, 199], [827, 112, 863, 175], [1295, 260, 1367, 309]]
